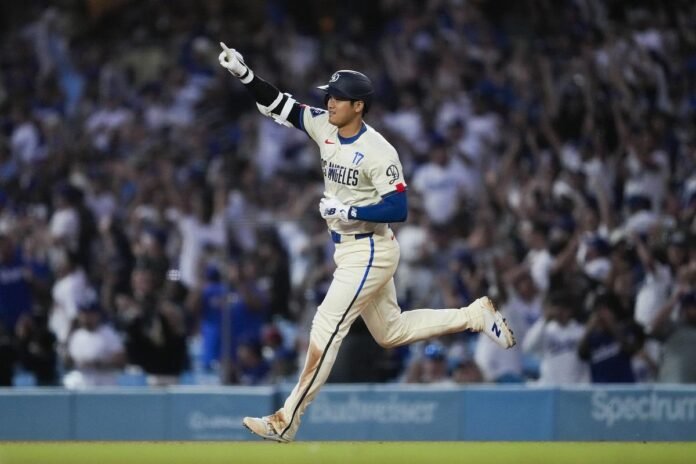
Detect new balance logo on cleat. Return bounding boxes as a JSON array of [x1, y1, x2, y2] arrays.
[[472, 297, 516, 349]]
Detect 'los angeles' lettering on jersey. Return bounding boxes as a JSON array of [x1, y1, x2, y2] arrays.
[[325, 161, 359, 186]]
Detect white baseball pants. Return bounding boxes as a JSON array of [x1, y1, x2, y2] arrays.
[[270, 228, 483, 441]]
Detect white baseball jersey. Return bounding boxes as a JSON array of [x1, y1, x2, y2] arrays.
[[522, 318, 590, 385], [299, 106, 407, 235]]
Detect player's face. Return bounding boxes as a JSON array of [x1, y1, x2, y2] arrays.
[[326, 95, 362, 127]]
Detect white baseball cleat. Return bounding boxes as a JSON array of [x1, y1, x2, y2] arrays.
[[242, 416, 290, 443], [471, 296, 516, 349]]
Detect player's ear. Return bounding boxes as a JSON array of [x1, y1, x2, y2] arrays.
[[352, 100, 364, 114]]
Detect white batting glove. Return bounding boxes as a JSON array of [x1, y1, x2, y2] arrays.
[[319, 197, 353, 222], [218, 42, 254, 83]]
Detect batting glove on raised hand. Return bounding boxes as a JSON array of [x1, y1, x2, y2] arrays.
[[218, 42, 254, 83], [319, 197, 353, 222]]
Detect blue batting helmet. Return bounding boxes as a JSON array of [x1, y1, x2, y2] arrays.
[[317, 70, 374, 113]]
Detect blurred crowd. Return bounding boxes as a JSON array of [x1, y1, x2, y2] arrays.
[[1, 0, 695, 388]]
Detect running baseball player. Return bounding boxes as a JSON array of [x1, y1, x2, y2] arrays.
[[218, 43, 515, 443]]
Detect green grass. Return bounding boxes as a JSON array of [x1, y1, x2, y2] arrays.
[[0, 442, 694, 464]]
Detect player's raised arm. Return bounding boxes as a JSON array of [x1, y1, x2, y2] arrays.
[[218, 42, 302, 129]]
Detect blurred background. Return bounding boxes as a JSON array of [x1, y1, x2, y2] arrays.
[[0, 0, 695, 396]]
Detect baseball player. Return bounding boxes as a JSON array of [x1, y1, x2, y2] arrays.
[[218, 43, 515, 443]]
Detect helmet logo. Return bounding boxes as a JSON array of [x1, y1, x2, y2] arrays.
[[329, 72, 340, 83]]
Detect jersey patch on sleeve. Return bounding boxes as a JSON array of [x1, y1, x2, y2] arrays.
[[386, 164, 401, 184], [395, 182, 406, 192], [310, 108, 326, 118]]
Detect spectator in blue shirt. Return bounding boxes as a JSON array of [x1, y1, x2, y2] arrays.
[[236, 338, 270, 386], [578, 291, 645, 383], [0, 233, 32, 338], [199, 265, 229, 371]]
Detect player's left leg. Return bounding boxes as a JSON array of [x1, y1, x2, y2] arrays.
[[361, 276, 515, 349]]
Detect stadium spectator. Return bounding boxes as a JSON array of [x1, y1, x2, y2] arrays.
[[255, 228, 292, 321], [96, 218, 135, 311], [451, 358, 484, 384], [393, 207, 436, 311], [404, 342, 456, 386], [260, 324, 297, 383], [0, 0, 695, 387], [652, 289, 696, 383], [15, 311, 58, 385], [49, 249, 89, 348], [48, 186, 79, 250], [116, 265, 189, 386], [224, 256, 270, 383], [198, 265, 228, 373], [496, 266, 543, 346], [167, 186, 227, 290], [522, 293, 589, 385], [0, 323, 14, 386], [411, 139, 470, 226], [235, 338, 270, 386], [132, 227, 169, 291], [62, 292, 125, 388], [0, 232, 33, 341], [521, 222, 554, 295], [578, 291, 645, 383]]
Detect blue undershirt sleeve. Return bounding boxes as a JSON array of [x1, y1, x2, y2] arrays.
[[350, 191, 408, 223]]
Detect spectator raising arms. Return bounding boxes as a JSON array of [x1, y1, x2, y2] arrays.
[[0, 1, 695, 388]]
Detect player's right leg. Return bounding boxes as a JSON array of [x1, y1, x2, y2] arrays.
[[361, 278, 515, 349]]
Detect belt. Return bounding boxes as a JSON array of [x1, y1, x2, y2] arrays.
[[330, 230, 374, 244]]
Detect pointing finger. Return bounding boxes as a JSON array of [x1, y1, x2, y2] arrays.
[[219, 42, 230, 51]]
